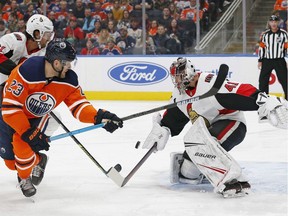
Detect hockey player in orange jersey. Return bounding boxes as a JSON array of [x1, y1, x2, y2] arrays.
[[0, 39, 123, 197]]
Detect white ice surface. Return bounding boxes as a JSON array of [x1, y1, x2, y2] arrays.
[[0, 101, 287, 216]]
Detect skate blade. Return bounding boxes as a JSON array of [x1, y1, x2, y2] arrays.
[[222, 189, 250, 198]]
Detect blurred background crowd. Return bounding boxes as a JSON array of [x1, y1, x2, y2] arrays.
[[0, 0, 286, 55]]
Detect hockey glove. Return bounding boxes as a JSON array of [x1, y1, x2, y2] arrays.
[[95, 109, 123, 133], [256, 92, 288, 129], [142, 113, 171, 151], [21, 127, 50, 152]]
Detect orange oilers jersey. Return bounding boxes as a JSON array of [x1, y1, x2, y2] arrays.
[[1, 56, 97, 136]]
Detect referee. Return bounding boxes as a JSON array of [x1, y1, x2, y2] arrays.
[[258, 15, 288, 100]]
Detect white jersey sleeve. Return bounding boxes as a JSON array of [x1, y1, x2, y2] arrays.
[[0, 32, 29, 64]]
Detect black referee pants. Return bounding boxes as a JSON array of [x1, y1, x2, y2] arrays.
[[259, 58, 287, 100]]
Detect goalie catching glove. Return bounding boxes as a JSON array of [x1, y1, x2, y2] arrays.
[[142, 113, 171, 151], [95, 109, 123, 133], [256, 92, 288, 129], [21, 127, 50, 152]]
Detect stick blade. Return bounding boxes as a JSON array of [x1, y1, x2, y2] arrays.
[[106, 167, 124, 187]]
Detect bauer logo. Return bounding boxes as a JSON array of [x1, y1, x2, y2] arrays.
[[108, 62, 169, 85]]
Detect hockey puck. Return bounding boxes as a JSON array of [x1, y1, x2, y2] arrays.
[[135, 141, 141, 149], [114, 164, 122, 172]]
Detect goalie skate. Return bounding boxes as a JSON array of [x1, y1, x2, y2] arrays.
[[220, 180, 251, 198], [170, 152, 208, 185]]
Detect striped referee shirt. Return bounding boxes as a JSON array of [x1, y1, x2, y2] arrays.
[[258, 28, 288, 61]]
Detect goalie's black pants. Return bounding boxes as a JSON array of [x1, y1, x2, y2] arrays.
[[184, 119, 246, 161]]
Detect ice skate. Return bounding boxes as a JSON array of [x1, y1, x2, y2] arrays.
[[221, 180, 251, 198], [31, 153, 48, 186], [18, 176, 37, 197]]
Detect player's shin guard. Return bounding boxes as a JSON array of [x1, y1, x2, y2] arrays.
[[183, 117, 249, 196]]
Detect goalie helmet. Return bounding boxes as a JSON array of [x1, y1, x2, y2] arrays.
[[45, 39, 76, 63], [170, 57, 196, 93], [26, 14, 54, 42]]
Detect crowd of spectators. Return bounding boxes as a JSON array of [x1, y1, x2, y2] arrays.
[[0, 0, 233, 55]]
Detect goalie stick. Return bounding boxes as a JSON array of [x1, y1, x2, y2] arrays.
[[49, 111, 124, 186], [49, 64, 229, 142]]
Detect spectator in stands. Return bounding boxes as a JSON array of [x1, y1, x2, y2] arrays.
[[55, 0, 69, 22], [112, 0, 124, 22], [158, 7, 173, 29], [49, 0, 61, 12], [82, 7, 96, 34], [274, 0, 288, 21], [180, 0, 209, 24], [0, 20, 10, 38], [145, 31, 156, 54], [167, 18, 185, 54], [19, 0, 33, 12], [116, 25, 135, 54], [72, 0, 85, 23], [120, 0, 133, 13], [15, 19, 26, 33], [169, 2, 180, 20], [207, 0, 221, 22], [127, 18, 142, 44], [131, 0, 154, 18], [107, 20, 120, 41], [101, 36, 123, 55], [92, 1, 107, 21], [175, 0, 190, 11], [154, 0, 171, 18], [23, 3, 34, 22], [148, 19, 158, 36], [117, 9, 131, 30], [85, 19, 102, 39], [97, 28, 110, 51], [153, 24, 178, 54], [101, 0, 114, 13], [64, 16, 85, 49], [48, 11, 62, 37], [80, 38, 100, 55], [2, 0, 24, 22], [7, 12, 19, 32]]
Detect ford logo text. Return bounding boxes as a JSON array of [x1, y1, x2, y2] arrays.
[[108, 62, 169, 85]]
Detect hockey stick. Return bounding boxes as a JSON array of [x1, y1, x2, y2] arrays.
[[49, 64, 229, 141], [49, 111, 124, 186], [120, 142, 157, 187]]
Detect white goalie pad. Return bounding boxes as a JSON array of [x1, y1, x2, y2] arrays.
[[183, 117, 242, 193]]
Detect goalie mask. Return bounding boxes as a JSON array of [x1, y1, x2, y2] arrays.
[[170, 57, 196, 93]]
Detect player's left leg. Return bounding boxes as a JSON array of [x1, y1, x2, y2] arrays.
[[30, 111, 61, 186]]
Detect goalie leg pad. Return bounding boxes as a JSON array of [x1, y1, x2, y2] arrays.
[[184, 117, 243, 193], [170, 152, 205, 185], [170, 152, 183, 184]]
